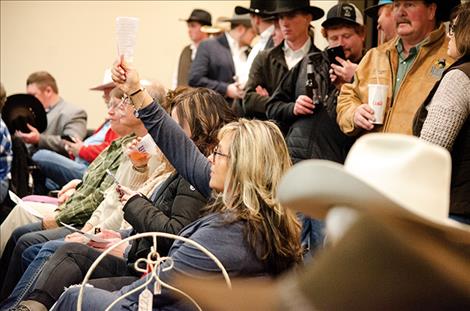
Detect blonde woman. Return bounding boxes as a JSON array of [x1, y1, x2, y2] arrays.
[[44, 61, 302, 310]]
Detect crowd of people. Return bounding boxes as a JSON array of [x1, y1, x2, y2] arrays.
[[0, 0, 469, 310]]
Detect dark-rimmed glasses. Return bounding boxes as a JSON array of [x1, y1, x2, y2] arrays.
[[448, 23, 455, 37], [212, 145, 230, 163]]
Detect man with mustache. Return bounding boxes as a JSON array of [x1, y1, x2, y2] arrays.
[[337, 0, 459, 136]]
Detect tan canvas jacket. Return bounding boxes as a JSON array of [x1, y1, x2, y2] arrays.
[[337, 24, 454, 136]]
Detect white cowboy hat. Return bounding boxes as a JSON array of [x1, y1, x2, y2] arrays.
[[90, 69, 115, 91], [278, 133, 470, 238]]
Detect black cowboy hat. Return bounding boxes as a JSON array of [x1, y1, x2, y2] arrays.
[[235, 0, 276, 17], [179, 9, 212, 26], [1, 94, 47, 133], [266, 0, 324, 21]]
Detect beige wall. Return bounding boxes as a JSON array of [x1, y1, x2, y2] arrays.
[[1, 0, 336, 128]]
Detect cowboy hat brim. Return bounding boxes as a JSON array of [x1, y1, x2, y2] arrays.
[[89, 81, 115, 91], [278, 160, 470, 238], [234, 6, 273, 18], [2, 94, 47, 133], [267, 6, 324, 21]]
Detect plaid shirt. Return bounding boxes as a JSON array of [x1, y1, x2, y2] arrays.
[[55, 134, 135, 226], [0, 118, 12, 181]]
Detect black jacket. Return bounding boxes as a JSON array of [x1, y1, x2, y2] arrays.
[[123, 172, 207, 263], [267, 51, 355, 164], [242, 42, 289, 120]]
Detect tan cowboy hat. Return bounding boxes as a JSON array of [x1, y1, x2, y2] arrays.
[[278, 133, 470, 237], [200, 16, 231, 34]]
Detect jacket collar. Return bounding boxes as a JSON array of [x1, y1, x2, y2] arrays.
[[216, 33, 230, 50], [271, 36, 319, 69], [384, 23, 446, 53]]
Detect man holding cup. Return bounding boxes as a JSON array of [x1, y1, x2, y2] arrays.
[[337, 0, 459, 136]]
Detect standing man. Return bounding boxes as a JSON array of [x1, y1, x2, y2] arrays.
[[188, 12, 255, 102], [365, 0, 397, 45], [337, 0, 459, 136], [235, 0, 276, 86], [321, 2, 366, 89], [175, 9, 212, 87], [242, 0, 324, 122], [16, 71, 87, 157]]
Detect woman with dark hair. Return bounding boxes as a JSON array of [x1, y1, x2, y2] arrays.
[[415, 3, 470, 224]]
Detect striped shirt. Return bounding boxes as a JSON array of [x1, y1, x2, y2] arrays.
[[0, 118, 12, 181]]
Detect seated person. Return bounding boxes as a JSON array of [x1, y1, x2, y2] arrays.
[[0, 83, 12, 204], [45, 61, 302, 310], [16, 71, 87, 156], [11, 87, 240, 310]]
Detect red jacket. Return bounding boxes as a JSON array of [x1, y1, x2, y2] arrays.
[[78, 124, 120, 163]]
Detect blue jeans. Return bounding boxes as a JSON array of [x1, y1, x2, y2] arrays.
[[32, 150, 88, 188], [0, 240, 65, 310], [298, 213, 325, 263], [0, 223, 70, 302]]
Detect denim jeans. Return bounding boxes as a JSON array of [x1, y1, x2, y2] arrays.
[[0, 224, 70, 301], [298, 213, 325, 263], [32, 150, 88, 188], [0, 240, 65, 310]]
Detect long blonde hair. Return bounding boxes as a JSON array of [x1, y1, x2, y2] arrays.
[[207, 119, 302, 275]]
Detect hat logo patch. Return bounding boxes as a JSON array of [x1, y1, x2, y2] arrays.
[[342, 6, 354, 18]]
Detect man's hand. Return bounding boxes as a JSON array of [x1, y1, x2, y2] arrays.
[[255, 85, 269, 97], [64, 137, 84, 157], [330, 57, 358, 89], [111, 55, 141, 94], [64, 232, 88, 244], [42, 216, 58, 230], [226, 83, 244, 99], [353, 104, 375, 131], [293, 95, 315, 116], [57, 179, 81, 204], [16, 124, 40, 144]]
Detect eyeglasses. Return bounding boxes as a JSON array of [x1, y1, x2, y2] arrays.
[[212, 145, 230, 163], [107, 96, 130, 110], [448, 23, 455, 37]]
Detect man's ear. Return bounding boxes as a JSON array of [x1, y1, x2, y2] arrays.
[[427, 3, 437, 21], [44, 85, 54, 96]]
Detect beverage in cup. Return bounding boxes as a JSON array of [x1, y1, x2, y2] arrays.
[[128, 149, 148, 162], [368, 84, 388, 124]]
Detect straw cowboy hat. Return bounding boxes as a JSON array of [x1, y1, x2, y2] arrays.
[[278, 133, 470, 237]]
